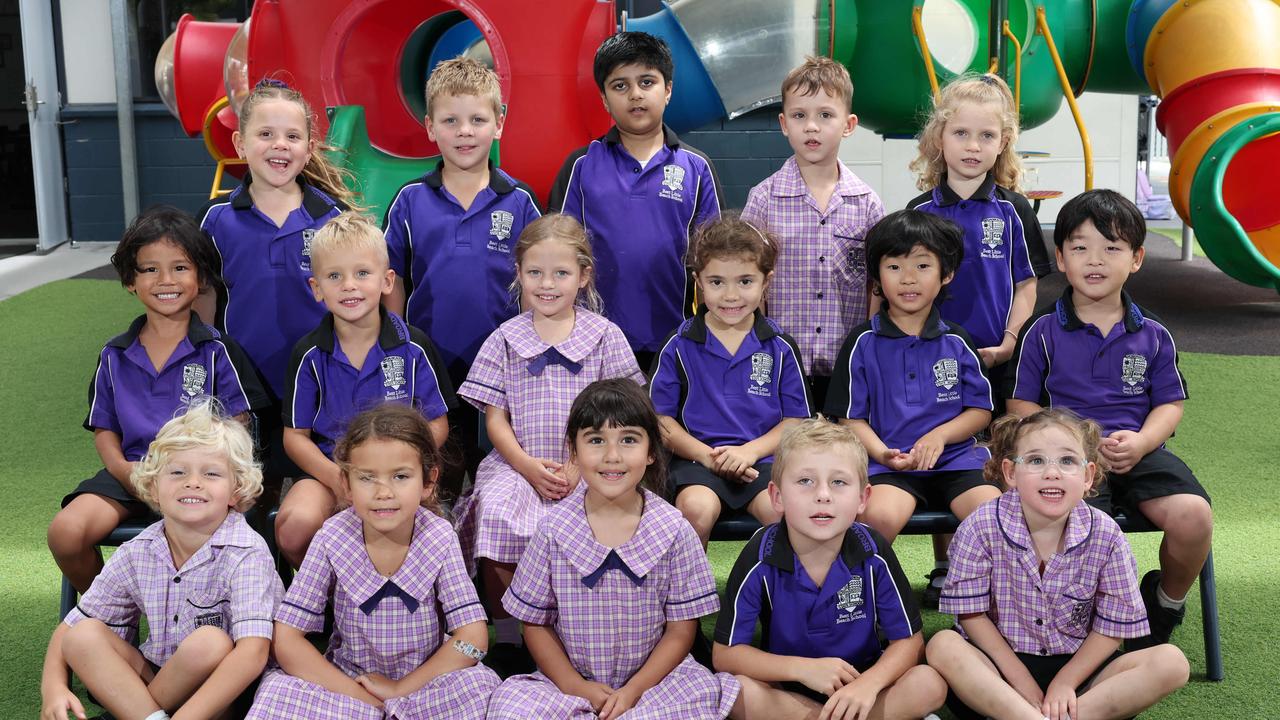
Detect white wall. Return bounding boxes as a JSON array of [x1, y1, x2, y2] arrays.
[[59, 0, 116, 104]]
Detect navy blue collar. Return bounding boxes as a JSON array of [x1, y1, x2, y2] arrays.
[[1054, 287, 1145, 333], [581, 549, 645, 588], [230, 174, 338, 218], [311, 305, 410, 354], [358, 579, 420, 615], [763, 520, 875, 572], [421, 159, 516, 194], [681, 306, 779, 344], [603, 123, 682, 149], [932, 172, 998, 207], [870, 306, 948, 340], [106, 313, 216, 350]]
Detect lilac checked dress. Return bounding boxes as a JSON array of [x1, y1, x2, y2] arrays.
[[453, 309, 643, 567], [246, 508, 498, 720], [488, 485, 741, 719]]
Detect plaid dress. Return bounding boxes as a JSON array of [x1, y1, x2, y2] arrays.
[[488, 485, 740, 719], [453, 310, 643, 567], [246, 508, 498, 720]]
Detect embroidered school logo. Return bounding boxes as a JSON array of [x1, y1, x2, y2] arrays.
[[300, 228, 316, 271], [1121, 353, 1148, 395], [1068, 599, 1092, 630], [836, 576, 863, 612], [381, 355, 407, 397], [748, 352, 774, 397], [194, 612, 225, 630], [933, 358, 959, 390], [980, 217, 1006, 259], [181, 363, 207, 397], [490, 210, 514, 241], [659, 164, 685, 201]]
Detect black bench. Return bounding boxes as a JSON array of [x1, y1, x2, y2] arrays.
[[711, 511, 1223, 681]]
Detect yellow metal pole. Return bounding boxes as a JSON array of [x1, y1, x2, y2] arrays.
[[912, 6, 941, 102], [1002, 20, 1022, 110], [1035, 6, 1093, 190]]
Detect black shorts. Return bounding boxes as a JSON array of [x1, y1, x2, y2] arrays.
[[810, 374, 833, 412], [870, 469, 996, 513], [61, 468, 158, 521], [672, 459, 772, 511], [780, 659, 876, 704], [1089, 447, 1210, 519], [261, 401, 304, 486], [946, 646, 1125, 719]]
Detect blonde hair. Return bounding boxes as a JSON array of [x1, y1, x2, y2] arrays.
[[237, 79, 362, 209], [781, 56, 853, 111], [910, 73, 1023, 192], [310, 212, 389, 269], [334, 403, 444, 516], [511, 214, 603, 313], [426, 56, 504, 118], [984, 409, 1108, 494], [773, 419, 869, 489], [131, 398, 263, 514]]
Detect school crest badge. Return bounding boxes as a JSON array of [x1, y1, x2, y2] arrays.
[[836, 576, 864, 612], [381, 355, 406, 392], [181, 363, 207, 396], [981, 217, 1005, 248], [659, 164, 685, 201], [490, 210, 514, 241], [933, 357, 959, 390], [1121, 353, 1147, 386], [194, 612, 225, 630], [1067, 599, 1092, 630], [747, 352, 774, 397], [300, 228, 316, 271]]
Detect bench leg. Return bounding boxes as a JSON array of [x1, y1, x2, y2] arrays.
[[1198, 550, 1223, 681], [59, 576, 77, 622]]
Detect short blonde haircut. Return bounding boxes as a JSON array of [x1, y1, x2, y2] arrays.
[[910, 73, 1023, 192], [781, 56, 853, 111], [426, 56, 504, 118], [310, 212, 389, 270], [772, 419, 869, 489], [131, 398, 263, 514]]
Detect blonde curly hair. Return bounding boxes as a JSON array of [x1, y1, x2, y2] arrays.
[[984, 409, 1108, 496], [910, 73, 1023, 193]]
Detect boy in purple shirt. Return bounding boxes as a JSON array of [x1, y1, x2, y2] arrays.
[[1007, 189, 1213, 648], [41, 400, 284, 720], [742, 56, 885, 402], [276, 213, 454, 568], [48, 206, 269, 594], [549, 31, 722, 367]]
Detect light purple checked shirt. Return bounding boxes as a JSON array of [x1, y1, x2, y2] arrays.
[[64, 511, 283, 666], [742, 157, 885, 378], [939, 491, 1150, 656]]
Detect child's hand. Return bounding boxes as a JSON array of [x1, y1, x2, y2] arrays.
[[881, 448, 915, 472], [598, 683, 642, 720], [355, 672, 400, 701], [1101, 431, 1147, 474], [1041, 678, 1077, 720], [910, 429, 948, 471], [977, 345, 1003, 368], [518, 456, 570, 500], [571, 679, 615, 711], [709, 446, 760, 482], [40, 685, 86, 720], [797, 656, 859, 696], [558, 460, 581, 492], [820, 676, 878, 720]]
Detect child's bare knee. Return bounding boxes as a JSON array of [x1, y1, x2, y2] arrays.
[[62, 619, 111, 655], [180, 625, 234, 667], [901, 665, 948, 710], [924, 628, 964, 667], [1152, 644, 1190, 690], [47, 510, 90, 554]]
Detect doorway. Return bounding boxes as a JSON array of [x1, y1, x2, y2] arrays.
[[0, 0, 37, 250]]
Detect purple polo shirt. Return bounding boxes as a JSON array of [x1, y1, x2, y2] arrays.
[[64, 511, 284, 666], [198, 175, 347, 397], [549, 124, 722, 352], [283, 307, 455, 458], [1008, 288, 1188, 436], [649, 308, 811, 462], [908, 173, 1050, 349], [715, 521, 920, 669], [825, 307, 993, 475], [85, 314, 270, 461], [383, 161, 542, 379], [939, 491, 1150, 655]]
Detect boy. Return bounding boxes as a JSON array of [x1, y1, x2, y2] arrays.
[[713, 419, 946, 720], [1007, 189, 1212, 648], [824, 210, 999, 545], [549, 31, 722, 368], [383, 56, 541, 496], [48, 206, 269, 594], [742, 56, 885, 403], [275, 212, 455, 567]]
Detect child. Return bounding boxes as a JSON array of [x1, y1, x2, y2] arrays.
[[246, 403, 498, 719], [197, 78, 356, 482], [548, 31, 722, 367], [382, 56, 542, 495], [825, 210, 999, 544], [741, 56, 886, 403], [488, 379, 741, 719], [41, 400, 283, 720], [714, 420, 947, 720], [48, 206, 269, 593], [453, 214, 643, 672], [927, 409, 1189, 720], [1007, 189, 1213, 648], [275, 212, 455, 568], [650, 215, 811, 546]]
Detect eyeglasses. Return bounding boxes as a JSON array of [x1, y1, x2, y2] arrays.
[[1010, 454, 1087, 476]]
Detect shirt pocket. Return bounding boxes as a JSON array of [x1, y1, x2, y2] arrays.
[[832, 229, 867, 284], [181, 590, 232, 636], [1052, 581, 1096, 641]]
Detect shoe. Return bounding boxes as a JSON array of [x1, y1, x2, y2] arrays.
[[921, 567, 947, 610], [482, 642, 536, 679], [1128, 569, 1185, 649]]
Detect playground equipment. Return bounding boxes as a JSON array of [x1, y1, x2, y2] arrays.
[[156, 0, 1280, 289]]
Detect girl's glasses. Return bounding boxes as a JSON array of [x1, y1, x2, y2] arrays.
[[1011, 454, 1086, 476]]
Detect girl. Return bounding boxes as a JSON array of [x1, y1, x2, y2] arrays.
[[650, 215, 811, 546], [453, 214, 643, 669], [196, 78, 356, 483], [926, 409, 1189, 720], [246, 403, 498, 720], [488, 379, 741, 720], [41, 399, 282, 720]]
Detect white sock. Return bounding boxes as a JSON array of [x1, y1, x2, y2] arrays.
[[1156, 584, 1186, 611], [494, 617, 523, 646], [144, 712, 171, 720]]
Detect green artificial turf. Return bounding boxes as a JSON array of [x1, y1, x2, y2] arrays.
[[1, 279, 1274, 715]]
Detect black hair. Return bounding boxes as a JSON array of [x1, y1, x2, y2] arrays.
[[110, 205, 220, 289], [565, 379, 667, 495], [865, 209, 965, 293], [592, 32, 674, 92], [1053, 189, 1146, 250]]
